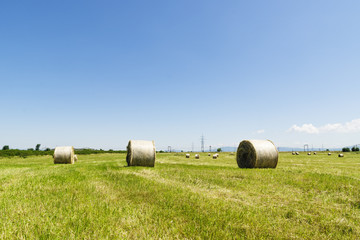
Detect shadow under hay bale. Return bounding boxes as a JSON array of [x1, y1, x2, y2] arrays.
[[126, 140, 156, 167], [54, 146, 75, 164], [236, 140, 278, 168]]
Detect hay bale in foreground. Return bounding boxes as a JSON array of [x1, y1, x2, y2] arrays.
[[195, 154, 199, 159], [338, 154, 344, 157], [54, 146, 75, 164], [236, 140, 278, 168], [213, 154, 217, 159], [186, 153, 190, 158], [126, 140, 156, 167]]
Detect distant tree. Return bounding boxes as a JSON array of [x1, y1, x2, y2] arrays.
[[44, 148, 51, 151], [351, 146, 359, 152], [27, 148, 34, 151], [326, 149, 329, 151], [35, 144, 41, 151], [342, 147, 351, 152], [2, 145, 9, 150], [217, 148, 222, 152]]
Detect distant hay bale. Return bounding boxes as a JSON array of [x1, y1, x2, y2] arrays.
[[307, 152, 311, 155], [186, 153, 190, 158], [236, 140, 278, 168], [195, 154, 200, 159], [313, 152, 317, 155], [54, 146, 75, 164], [292, 152, 295, 155], [74, 155, 78, 162], [213, 154, 217, 159], [215, 154, 219, 157], [296, 152, 299, 155], [328, 153, 332, 156], [126, 140, 156, 167], [208, 153, 211, 156], [338, 154, 344, 157]]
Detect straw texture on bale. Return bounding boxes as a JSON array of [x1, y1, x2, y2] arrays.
[[54, 146, 75, 164], [126, 140, 156, 167], [338, 154, 344, 157], [74, 155, 78, 162], [236, 140, 278, 168], [186, 154, 190, 158], [195, 154, 199, 159]]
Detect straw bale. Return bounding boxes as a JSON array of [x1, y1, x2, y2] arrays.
[[308, 152, 311, 155], [296, 152, 299, 155], [338, 154, 344, 157], [186, 154, 190, 158], [236, 140, 278, 168], [74, 155, 78, 162], [328, 153, 332, 156], [126, 140, 156, 167], [213, 154, 217, 159], [195, 154, 200, 159], [54, 146, 75, 164]]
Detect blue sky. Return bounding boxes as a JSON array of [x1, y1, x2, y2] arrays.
[[1, 1, 359, 151]]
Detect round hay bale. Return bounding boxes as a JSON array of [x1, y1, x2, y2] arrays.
[[328, 153, 332, 156], [313, 152, 317, 155], [307, 152, 311, 155], [126, 140, 156, 167], [338, 154, 344, 157], [292, 152, 295, 155], [54, 146, 75, 164], [208, 153, 211, 156], [74, 155, 78, 162], [236, 140, 278, 168], [186, 153, 190, 158], [296, 152, 299, 155], [195, 154, 200, 159], [212, 154, 217, 159]]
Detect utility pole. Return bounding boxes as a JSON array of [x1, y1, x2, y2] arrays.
[[201, 134, 205, 152], [209, 146, 211, 152], [168, 146, 171, 152]]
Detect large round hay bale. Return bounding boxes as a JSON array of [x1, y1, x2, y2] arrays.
[[54, 146, 75, 164], [292, 152, 295, 155], [295, 152, 299, 155], [236, 140, 278, 168], [338, 154, 344, 157], [213, 154, 218, 159], [307, 152, 311, 155], [195, 154, 200, 159], [126, 140, 156, 167], [186, 153, 190, 158], [313, 152, 317, 155]]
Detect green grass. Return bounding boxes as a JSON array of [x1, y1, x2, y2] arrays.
[[0, 152, 359, 239]]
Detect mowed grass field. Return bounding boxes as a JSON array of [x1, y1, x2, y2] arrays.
[[0, 152, 359, 239]]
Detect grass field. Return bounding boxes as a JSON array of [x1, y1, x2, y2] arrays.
[[0, 152, 359, 239]]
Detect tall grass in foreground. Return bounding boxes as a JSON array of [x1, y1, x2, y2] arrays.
[[0, 152, 359, 239]]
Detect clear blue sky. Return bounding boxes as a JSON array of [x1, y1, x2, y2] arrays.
[[1, 1, 359, 151]]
